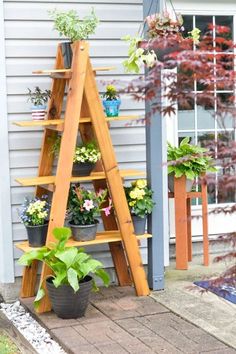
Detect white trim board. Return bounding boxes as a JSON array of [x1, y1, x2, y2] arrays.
[[0, 0, 14, 283]]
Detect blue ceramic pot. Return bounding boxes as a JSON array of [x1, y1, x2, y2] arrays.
[[103, 99, 121, 117]]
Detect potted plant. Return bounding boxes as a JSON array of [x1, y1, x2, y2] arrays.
[[18, 196, 50, 247], [27, 87, 51, 120], [122, 11, 201, 73], [49, 8, 99, 68], [125, 180, 154, 235], [102, 85, 121, 117], [167, 137, 216, 192], [18, 227, 110, 319], [51, 138, 101, 177], [68, 185, 112, 241], [73, 142, 101, 176]]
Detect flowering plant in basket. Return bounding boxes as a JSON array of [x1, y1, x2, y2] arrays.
[[122, 11, 201, 73]]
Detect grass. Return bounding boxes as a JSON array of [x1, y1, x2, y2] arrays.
[[0, 331, 20, 354]]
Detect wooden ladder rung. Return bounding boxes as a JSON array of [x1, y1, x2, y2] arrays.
[[15, 169, 145, 187], [12, 115, 142, 129], [16, 232, 152, 252]]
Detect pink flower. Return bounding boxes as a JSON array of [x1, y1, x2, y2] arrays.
[[103, 206, 111, 216], [83, 199, 94, 211]]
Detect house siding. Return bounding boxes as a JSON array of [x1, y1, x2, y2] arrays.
[[3, 0, 147, 278]]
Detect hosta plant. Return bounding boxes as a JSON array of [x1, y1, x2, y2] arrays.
[[124, 179, 154, 218], [18, 227, 110, 308], [167, 137, 216, 180]]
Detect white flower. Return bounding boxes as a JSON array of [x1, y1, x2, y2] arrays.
[[83, 199, 94, 211]]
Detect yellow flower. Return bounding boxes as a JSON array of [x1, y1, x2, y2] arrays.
[[130, 190, 137, 199], [129, 201, 136, 207], [136, 179, 147, 189], [135, 188, 145, 200]]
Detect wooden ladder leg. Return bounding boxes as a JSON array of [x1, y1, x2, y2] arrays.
[[36, 42, 89, 313], [84, 59, 149, 296], [79, 120, 132, 286], [201, 182, 209, 266], [174, 176, 188, 270], [187, 198, 192, 262], [20, 46, 66, 298]]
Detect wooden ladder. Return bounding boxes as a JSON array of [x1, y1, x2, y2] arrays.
[[15, 41, 150, 313]]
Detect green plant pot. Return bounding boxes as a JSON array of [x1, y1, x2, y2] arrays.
[[46, 275, 93, 319], [61, 41, 73, 69], [69, 221, 98, 241]]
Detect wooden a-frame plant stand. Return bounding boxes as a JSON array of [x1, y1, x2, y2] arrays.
[[14, 41, 151, 313]]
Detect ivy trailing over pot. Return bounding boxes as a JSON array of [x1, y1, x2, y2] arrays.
[[18, 227, 110, 318], [122, 11, 201, 73], [49, 8, 99, 68]]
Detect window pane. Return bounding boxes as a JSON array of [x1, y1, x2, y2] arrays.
[[182, 15, 193, 37], [178, 132, 195, 145], [217, 93, 235, 129], [197, 106, 215, 129], [178, 98, 195, 130], [196, 16, 213, 41]]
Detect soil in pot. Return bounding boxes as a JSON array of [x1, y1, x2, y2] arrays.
[[103, 99, 121, 117], [168, 173, 194, 193], [46, 275, 93, 319], [61, 42, 73, 69], [72, 162, 95, 177], [25, 222, 48, 247], [132, 215, 147, 235], [69, 221, 98, 241]]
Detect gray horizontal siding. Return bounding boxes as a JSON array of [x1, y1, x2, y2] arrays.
[[3, 0, 145, 276]]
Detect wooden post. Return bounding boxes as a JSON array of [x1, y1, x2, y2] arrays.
[[186, 198, 192, 262], [201, 180, 209, 266], [174, 176, 188, 269]]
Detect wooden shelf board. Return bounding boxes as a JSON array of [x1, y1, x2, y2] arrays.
[[16, 232, 152, 252], [12, 115, 141, 128], [33, 67, 116, 75], [15, 169, 145, 186]]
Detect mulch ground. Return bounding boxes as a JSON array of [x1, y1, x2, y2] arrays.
[[21, 286, 236, 354]]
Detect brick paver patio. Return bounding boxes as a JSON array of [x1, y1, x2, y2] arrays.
[[22, 286, 236, 354]]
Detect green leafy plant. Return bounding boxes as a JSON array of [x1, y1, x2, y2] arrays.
[[27, 87, 51, 106], [124, 179, 154, 218], [68, 185, 112, 225], [19, 196, 50, 226], [18, 227, 110, 308], [103, 85, 119, 101], [167, 137, 216, 180], [49, 8, 99, 42]]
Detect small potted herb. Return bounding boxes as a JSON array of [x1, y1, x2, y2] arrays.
[[49, 8, 99, 68], [167, 137, 216, 192], [125, 180, 154, 235], [68, 185, 112, 241], [27, 87, 51, 120], [18, 196, 50, 247], [18, 227, 110, 319], [102, 85, 121, 117]]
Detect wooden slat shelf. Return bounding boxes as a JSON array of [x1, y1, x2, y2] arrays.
[[33, 67, 116, 75], [16, 232, 152, 252], [15, 169, 145, 187], [12, 115, 141, 128]]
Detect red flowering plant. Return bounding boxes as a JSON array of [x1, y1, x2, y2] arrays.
[[124, 23, 236, 289]]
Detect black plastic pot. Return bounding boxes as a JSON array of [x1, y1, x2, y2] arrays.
[[168, 173, 194, 193], [46, 276, 93, 319], [69, 220, 98, 241], [72, 162, 95, 177], [61, 42, 73, 69], [25, 223, 48, 247], [131, 215, 147, 235]]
